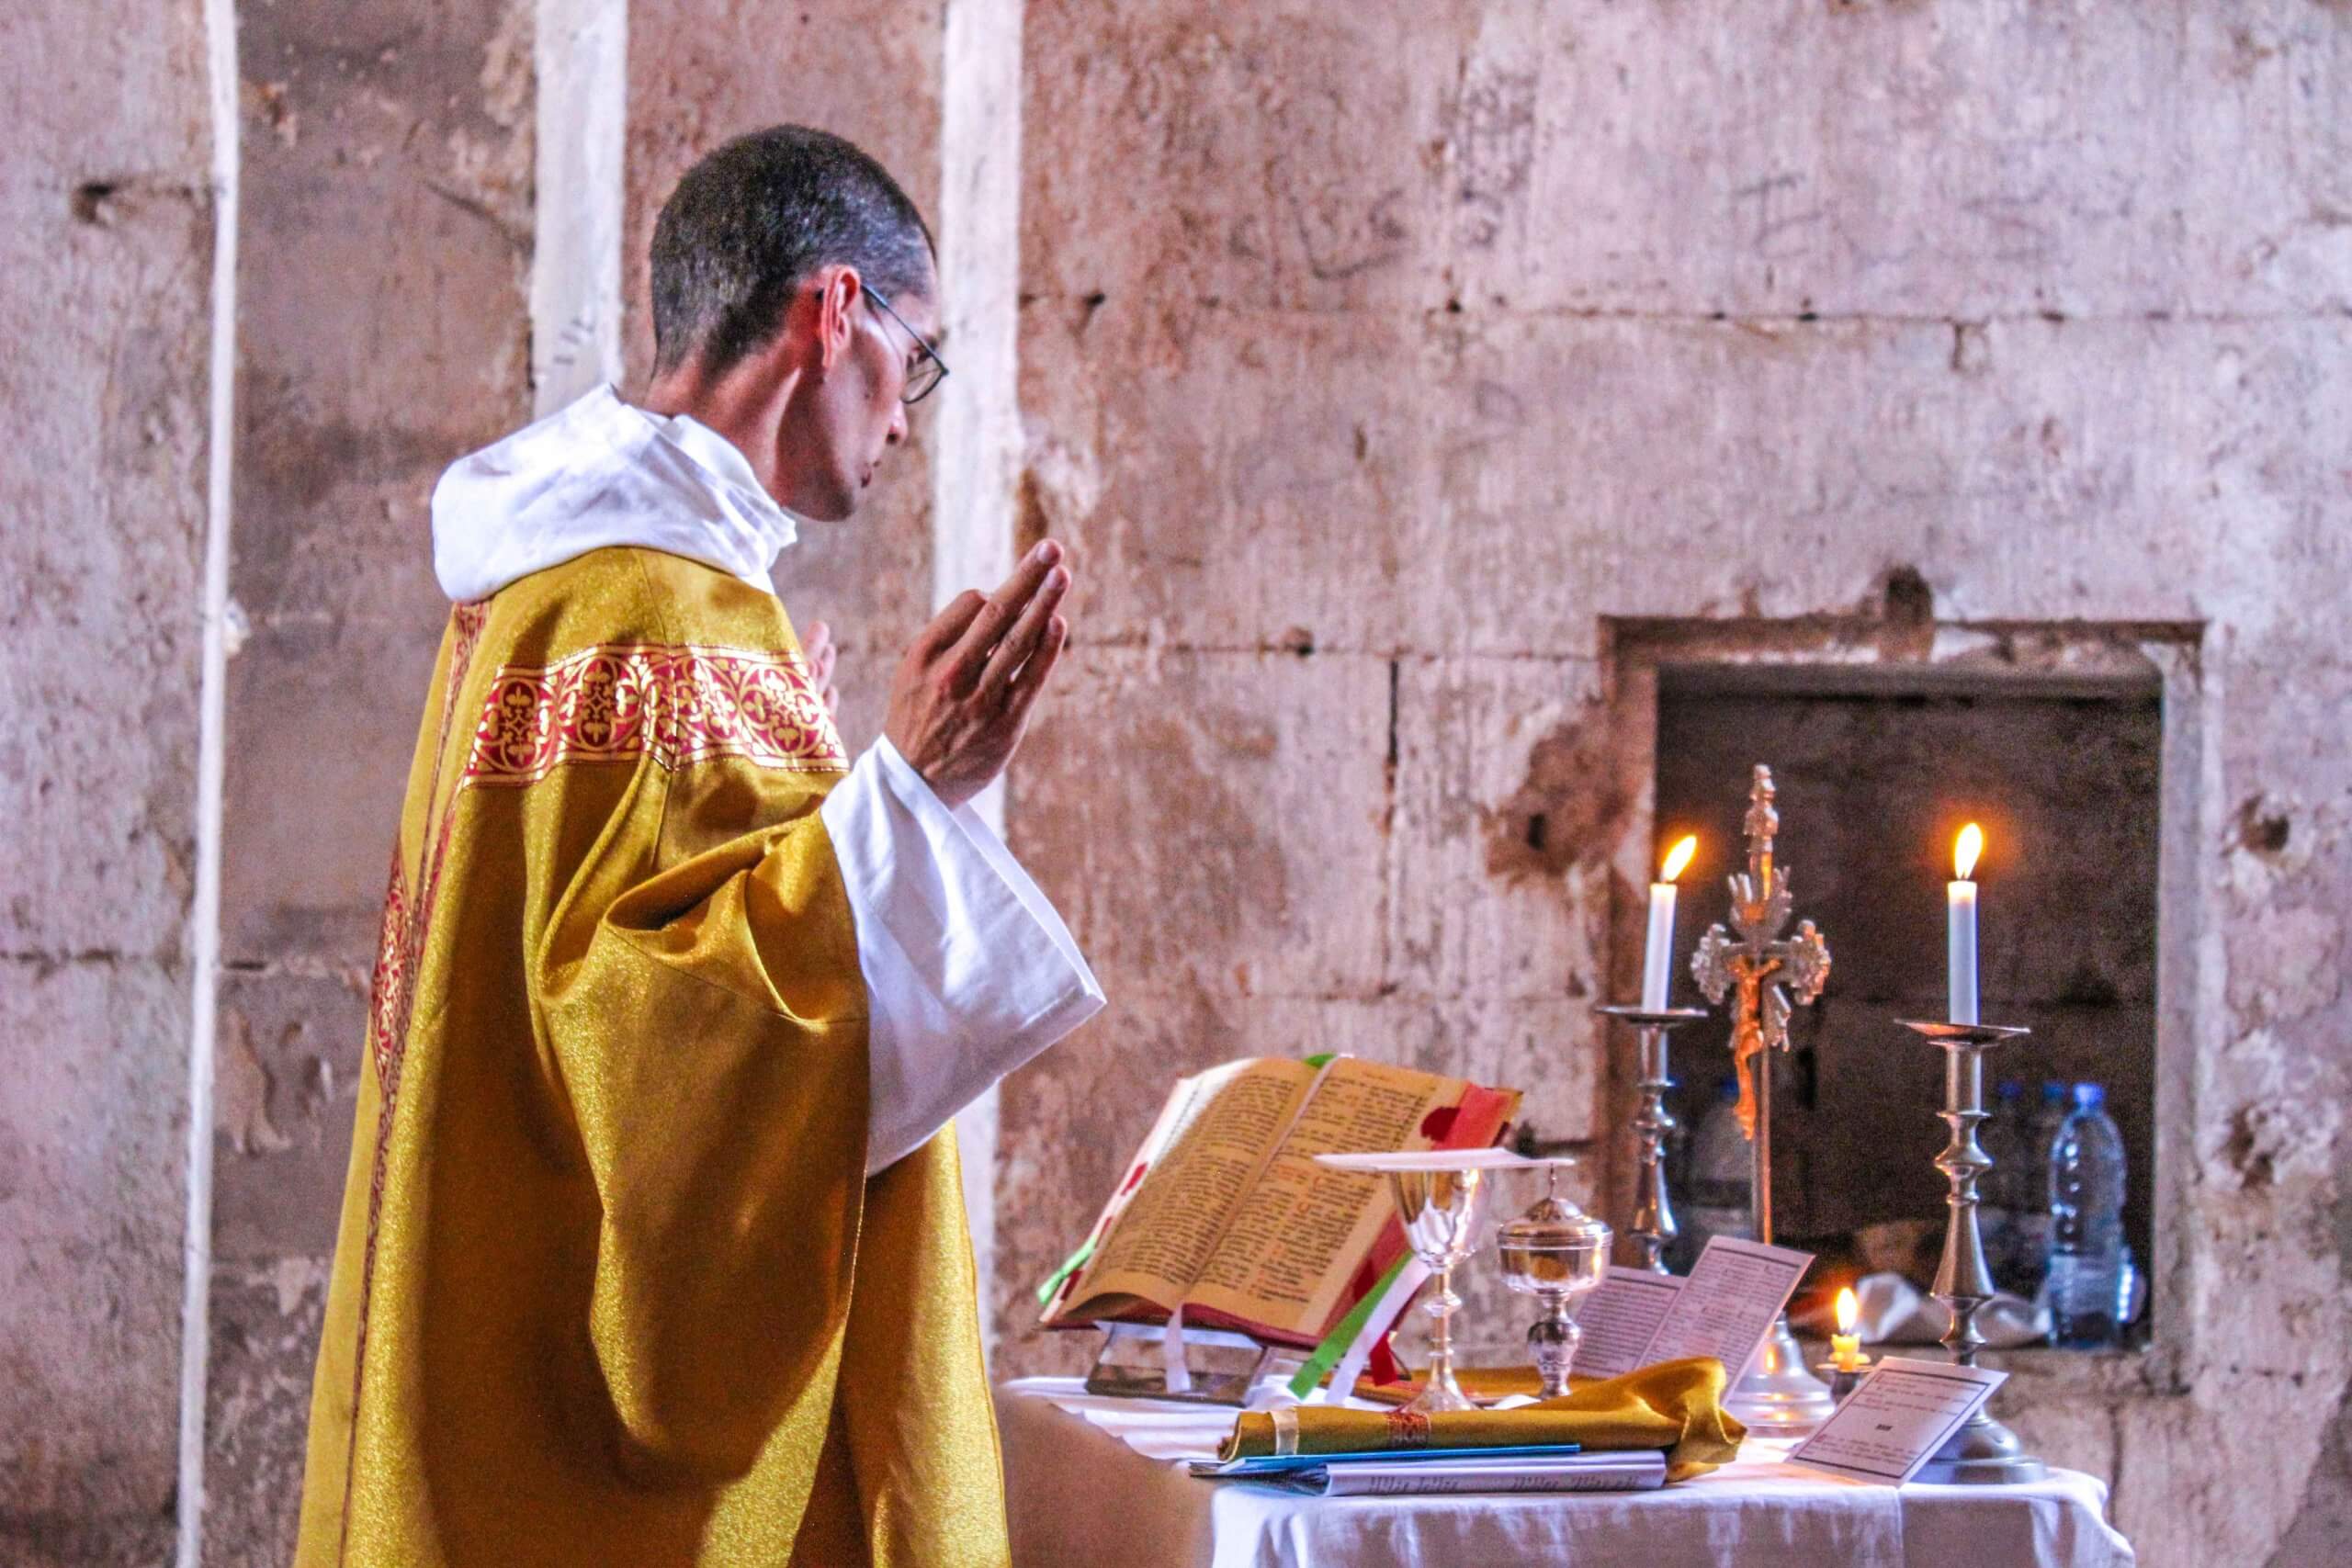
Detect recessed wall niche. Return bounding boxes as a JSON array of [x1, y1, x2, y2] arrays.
[[1630, 647, 2181, 1352]]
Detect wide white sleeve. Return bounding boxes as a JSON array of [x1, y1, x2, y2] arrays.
[[820, 737, 1106, 1174]]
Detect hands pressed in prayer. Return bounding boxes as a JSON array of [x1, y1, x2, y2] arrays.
[[802, 620, 842, 714], [884, 539, 1072, 810]]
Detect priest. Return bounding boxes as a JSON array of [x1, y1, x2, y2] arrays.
[[295, 126, 1103, 1566]]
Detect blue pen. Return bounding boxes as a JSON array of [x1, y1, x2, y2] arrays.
[[1191, 1444, 1584, 1478]]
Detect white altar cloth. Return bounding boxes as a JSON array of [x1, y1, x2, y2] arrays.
[[996, 1377, 2134, 1568]]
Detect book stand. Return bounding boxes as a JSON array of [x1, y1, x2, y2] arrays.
[[1083, 1320, 1276, 1405]]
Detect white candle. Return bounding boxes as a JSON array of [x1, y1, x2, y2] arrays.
[[1642, 837, 1698, 1010], [1832, 1286, 1867, 1374], [1948, 824, 1983, 1025]]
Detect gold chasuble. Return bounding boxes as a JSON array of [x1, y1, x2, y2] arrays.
[[295, 547, 1007, 1567]]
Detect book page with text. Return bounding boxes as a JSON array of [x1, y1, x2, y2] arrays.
[[1037, 1066, 1212, 1321], [1186, 1058, 1461, 1338], [1057, 1057, 1320, 1314]]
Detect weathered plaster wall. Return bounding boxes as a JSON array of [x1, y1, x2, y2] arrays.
[[0, 6, 216, 1563], [624, 0, 947, 750], [995, 4, 2351, 1563], [203, 3, 535, 1562]]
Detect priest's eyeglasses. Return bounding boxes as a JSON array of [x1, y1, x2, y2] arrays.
[[863, 284, 950, 404]]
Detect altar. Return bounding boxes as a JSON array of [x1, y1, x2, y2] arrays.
[[995, 1379, 2134, 1568]]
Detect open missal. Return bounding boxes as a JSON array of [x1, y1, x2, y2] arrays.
[[1039, 1056, 1521, 1348]]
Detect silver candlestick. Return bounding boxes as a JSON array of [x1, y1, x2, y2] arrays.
[[1899, 1020, 2048, 1484], [1596, 1004, 1709, 1272], [1692, 765, 1835, 1434]]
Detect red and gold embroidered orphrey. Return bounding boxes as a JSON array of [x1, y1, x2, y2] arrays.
[[345, 599, 487, 1561], [466, 641, 847, 785]]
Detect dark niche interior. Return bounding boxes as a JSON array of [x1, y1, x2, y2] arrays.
[[1652, 662, 2161, 1347]]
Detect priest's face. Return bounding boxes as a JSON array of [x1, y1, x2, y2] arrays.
[[790, 270, 939, 523]]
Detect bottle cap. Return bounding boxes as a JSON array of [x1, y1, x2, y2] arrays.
[[2072, 1082, 2105, 1111], [1996, 1078, 2024, 1101], [2041, 1081, 2068, 1105], [1717, 1077, 1738, 1104]]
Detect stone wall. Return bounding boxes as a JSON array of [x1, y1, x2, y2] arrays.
[[993, 4, 2352, 1564], [0, 6, 216, 1563]]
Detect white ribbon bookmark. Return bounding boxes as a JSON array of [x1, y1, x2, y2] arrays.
[[1160, 1305, 1193, 1395], [1316, 1258, 1431, 1405]]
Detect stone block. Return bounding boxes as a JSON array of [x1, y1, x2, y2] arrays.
[[2269, 1380, 2352, 1568], [219, 611, 440, 967], [2113, 1378, 2334, 1566], [235, 0, 533, 443], [1388, 655, 1612, 1005], [1022, 3, 1448, 319], [0, 173, 210, 959], [0, 958, 186, 1522], [200, 1258, 330, 1568], [1, 7, 209, 175], [1473, 0, 2350, 319], [211, 970, 367, 1265], [1995, 1392, 2118, 1489], [1008, 647, 1393, 998], [1399, 312, 2352, 644], [0, 1514, 176, 1568], [1015, 305, 1430, 652], [1024, 2, 2350, 321]]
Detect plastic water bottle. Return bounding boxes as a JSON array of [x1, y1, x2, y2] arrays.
[[1684, 1077, 1751, 1250], [2045, 1083, 2129, 1348]]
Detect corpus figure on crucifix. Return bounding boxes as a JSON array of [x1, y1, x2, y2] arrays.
[[1690, 765, 1832, 1239]]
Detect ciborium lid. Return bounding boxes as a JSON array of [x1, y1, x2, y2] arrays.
[[1494, 1162, 1610, 1258]]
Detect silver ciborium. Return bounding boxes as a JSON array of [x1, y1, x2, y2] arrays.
[[1315, 1150, 1528, 1416], [1495, 1159, 1611, 1398]]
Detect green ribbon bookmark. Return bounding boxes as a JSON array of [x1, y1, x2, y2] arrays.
[[1036, 1236, 1099, 1307], [1286, 1253, 1413, 1401]]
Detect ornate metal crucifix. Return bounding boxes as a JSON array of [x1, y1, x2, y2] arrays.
[[1691, 764, 1832, 1245]]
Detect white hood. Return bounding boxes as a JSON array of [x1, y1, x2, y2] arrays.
[[431, 385, 798, 603]]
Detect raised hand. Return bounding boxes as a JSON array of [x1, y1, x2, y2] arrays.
[[802, 619, 841, 715], [883, 540, 1073, 810]]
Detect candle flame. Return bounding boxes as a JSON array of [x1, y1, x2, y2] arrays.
[[1660, 835, 1698, 883], [1836, 1285, 1858, 1335], [1953, 823, 1984, 882]]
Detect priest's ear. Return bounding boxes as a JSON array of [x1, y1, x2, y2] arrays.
[[807, 265, 864, 375]]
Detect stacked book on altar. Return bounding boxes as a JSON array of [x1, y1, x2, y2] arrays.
[[1038, 1055, 1520, 1348], [1189, 1447, 1668, 1495]]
